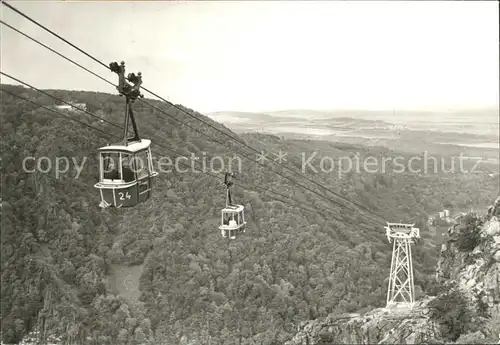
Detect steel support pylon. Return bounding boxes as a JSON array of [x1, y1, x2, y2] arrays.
[[385, 223, 419, 309], [387, 238, 415, 306]]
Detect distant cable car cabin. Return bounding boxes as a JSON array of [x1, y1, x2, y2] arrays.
[[219, 172, 246, 239], [94, 61, 158, 208]]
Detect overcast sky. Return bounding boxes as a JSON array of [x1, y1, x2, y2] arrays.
[[1, 1, 499, 113]]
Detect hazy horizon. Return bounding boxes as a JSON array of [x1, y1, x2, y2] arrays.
[[2, 82, 498, 115], [2, 1, 499, 113], [2, 82, 499, 115], [208, 106, 500, 114], [205, 105, 500, 140]]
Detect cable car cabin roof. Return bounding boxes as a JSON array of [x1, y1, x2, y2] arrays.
[[221, 205, 244, 212], [98, 139, 151, 154]]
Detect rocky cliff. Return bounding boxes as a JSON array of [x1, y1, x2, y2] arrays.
[[285, 197, 500, 345]]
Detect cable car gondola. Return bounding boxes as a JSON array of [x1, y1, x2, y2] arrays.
[[94, 61, 158, 208], [219, 172, 246, 239]]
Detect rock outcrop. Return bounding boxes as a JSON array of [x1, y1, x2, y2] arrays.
[[286, 197, 500, 345]]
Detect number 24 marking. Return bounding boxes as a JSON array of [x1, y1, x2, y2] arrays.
[[118, 192, 131, 200]]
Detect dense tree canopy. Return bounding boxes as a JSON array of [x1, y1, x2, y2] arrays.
[[1, 84, 498, 344]]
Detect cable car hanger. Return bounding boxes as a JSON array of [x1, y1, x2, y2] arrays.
[[224, 171, 235, 206], [109, 61, 143, 145]]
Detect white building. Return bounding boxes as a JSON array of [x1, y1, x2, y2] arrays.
[[54, 102, 87, 112]]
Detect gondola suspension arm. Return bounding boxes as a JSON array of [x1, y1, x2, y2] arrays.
[[109, 61, 143, 146]]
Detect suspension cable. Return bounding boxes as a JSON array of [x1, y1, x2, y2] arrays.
[[0, 65, 387, 227], [0, 21, 355, 215], [1, 87, 356, 224], [0, 5, 390, 224]]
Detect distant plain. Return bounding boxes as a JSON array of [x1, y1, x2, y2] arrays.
[[208, 108, 500, 163]]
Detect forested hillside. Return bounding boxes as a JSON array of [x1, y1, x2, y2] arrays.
[[1, 84, 498, 344]]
